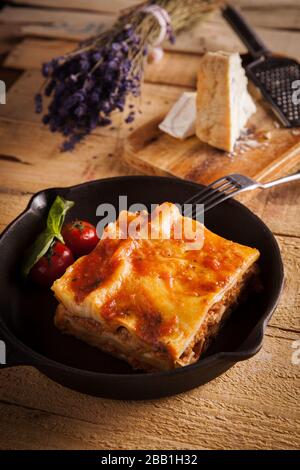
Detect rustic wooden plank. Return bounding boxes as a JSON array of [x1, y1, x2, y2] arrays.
[[1, 72, 299, 199], [0, 6, 114, 24], [2, 8, 300, 57], [3, 38, 200, 88], [245, 178, 300, 238], [145, 51, 199, 87], [0, 24, 21, 56], [8, 0, 140, 14], [237, 0, 300, 8], [271, 235, 300, 332], [243, 8, 300, 31], [0, 70, 186, 144], [0, 74, 299, 227], [168, 11, 300, 59], [1, 73, 299, 234], [0, 6, 115, 41], [0, 67, 23, 90], [124, 106, 300, 189], [3, 39, 74, 70], [6, 15, 300, 64], [4, 26, 300, 72], [0, 193, 32, 234], [0, 331, 299, 450], [0, 119, 128, 193], [0, 70, 125, 137], [7, 0, 300, 13]]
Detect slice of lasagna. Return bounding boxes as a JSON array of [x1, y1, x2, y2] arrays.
[[52, 203, 259, 371]]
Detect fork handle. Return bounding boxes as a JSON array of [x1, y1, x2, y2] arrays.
[[222, 4, 270, 59], [261, 171, 300, 189]]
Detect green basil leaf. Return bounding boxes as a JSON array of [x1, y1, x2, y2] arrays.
[[22, 231, 54, 277], [46, 196, 74, 241], [22, 196, 75, 278]]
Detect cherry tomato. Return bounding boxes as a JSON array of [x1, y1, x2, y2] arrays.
[[62, 220, 99, 257], [30, 241, 74, 287]]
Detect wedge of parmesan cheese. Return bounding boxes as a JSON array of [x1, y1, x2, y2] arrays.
[[196, 51, 256, 152], [159, 92, 196, 139]]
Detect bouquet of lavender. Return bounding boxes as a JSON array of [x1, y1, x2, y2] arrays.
[[35, 0, 220, 151]]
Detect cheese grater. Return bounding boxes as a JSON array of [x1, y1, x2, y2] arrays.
[[223, 4, 300, 128]]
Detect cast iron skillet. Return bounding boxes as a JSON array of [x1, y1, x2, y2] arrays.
[[0, 176, 284, 399]]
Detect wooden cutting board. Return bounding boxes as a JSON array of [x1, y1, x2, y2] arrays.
[[123, 85, 300, 185]]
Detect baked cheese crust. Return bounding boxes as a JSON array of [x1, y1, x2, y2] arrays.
[[52, 203, 259, 370]]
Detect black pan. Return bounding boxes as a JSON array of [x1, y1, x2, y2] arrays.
[[0, 176, 284, 399]]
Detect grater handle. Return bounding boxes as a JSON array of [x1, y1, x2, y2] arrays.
[[222, 4, 270, 59]]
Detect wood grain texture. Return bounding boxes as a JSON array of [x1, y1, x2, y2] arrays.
[[0, 72, 188, 148], [271, 235, 300, 332], [124, 92, 300, 186], [0, 330, 299, 450], [4, 19, 300, 66], [2, 4, 300, 59], [0, 6, 115, 41], [166, 12, 300, 58], [2, 47, 200, 92], [0, 192, 32, 234], [243, 8, 300, 31], [8, 0, 300, 11], [3, 38, 75, 70], [0, 68, 22, 90], [3, 39, 201, 88], [0, 120, 129, 194], [8, 0, 140, 14], [245, 178, 300, 237], [0, 0, 299, 451], [2, 68, 299, 194], [237, 0, 300, 6]]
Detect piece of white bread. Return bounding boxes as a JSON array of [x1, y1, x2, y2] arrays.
[[196, 51, 256, 152]]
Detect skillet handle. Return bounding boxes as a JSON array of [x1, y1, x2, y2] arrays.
[[223, 322, 265, 362]]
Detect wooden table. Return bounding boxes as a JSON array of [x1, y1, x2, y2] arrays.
[[0, 1, 299, 450]]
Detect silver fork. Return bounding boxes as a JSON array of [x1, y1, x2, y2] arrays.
[[184, 171, 300, 216]]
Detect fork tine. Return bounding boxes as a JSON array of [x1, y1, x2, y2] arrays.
[[184, 185, 238, 219], [204, 187, 240, 212], [195, 181, 234, 205], [185, 181, 231, 208], [184, 176, 230, 205]]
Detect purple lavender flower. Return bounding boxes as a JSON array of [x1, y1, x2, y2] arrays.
[[125, 111, 135, 124], [35, 11, 177, 151], [42, 114, 50, 124], [42, 63, 51, 78], [92, 51, 102, 62], [45, 79, 56, 97], [34, 93, 43, 113]]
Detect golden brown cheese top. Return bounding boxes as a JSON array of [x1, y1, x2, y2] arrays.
[[52, 204, 259, 359]]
